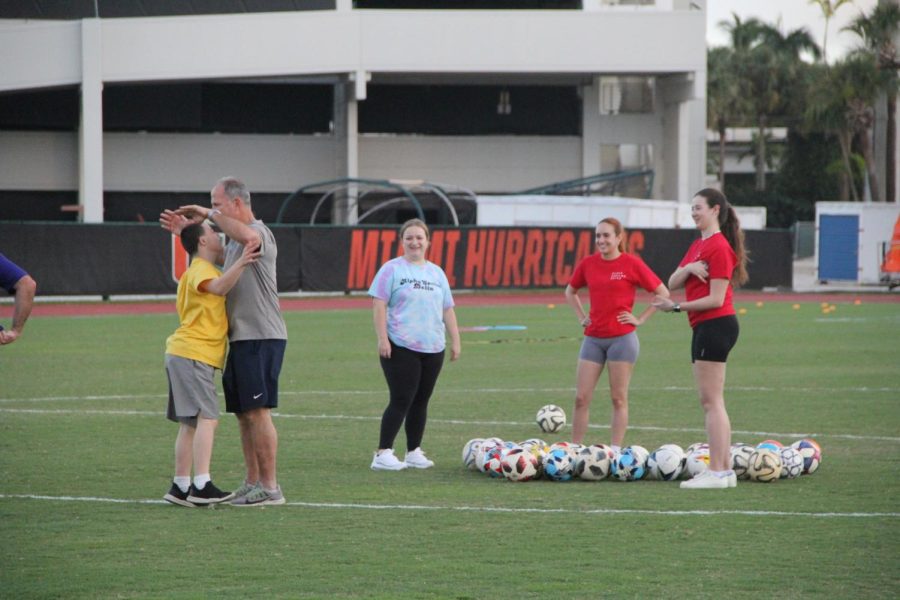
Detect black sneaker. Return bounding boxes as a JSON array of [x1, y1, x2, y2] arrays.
[[163, 483, 196, 508], [187, 481, 235, 505]]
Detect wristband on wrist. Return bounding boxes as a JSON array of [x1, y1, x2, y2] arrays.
[[672, 303, 681, 313]]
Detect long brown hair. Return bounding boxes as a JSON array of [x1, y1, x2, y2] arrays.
[[598, 217, 626, 253], [694, 188, 749, 286]]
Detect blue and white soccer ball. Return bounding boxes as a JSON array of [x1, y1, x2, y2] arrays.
[[574, 444, 614, 481], [756, 439, 784, 453], [779, 447, 804, 479], [647, 444, 685, 481], [536, 404, 566, 434], [462, 438, 483, 471], [611, 446, 647, 481], [541, 447, 574, 481]]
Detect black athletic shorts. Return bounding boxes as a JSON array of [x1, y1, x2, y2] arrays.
[[223, 339, 286, 413], [691, 315, 739, 363]]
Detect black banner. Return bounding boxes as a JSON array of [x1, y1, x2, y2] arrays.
[[0, 224, 792, 296]]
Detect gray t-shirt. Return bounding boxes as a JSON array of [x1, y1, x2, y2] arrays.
[[223, 220, 287, 342]]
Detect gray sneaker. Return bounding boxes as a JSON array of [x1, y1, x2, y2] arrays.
[[230, 485, 285, 507], [230, 481, 258, 500]]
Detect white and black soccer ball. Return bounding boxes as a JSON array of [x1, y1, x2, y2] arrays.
[[536, 404, 566, 434], [501, 448, 540, 482], [779, 447, 804, 479], [462, 438, 483, 471], [731, 443, 756, 480], [647, 444, 686, 481], [542, 447, 574, 481], [747, 449, 782, 483], [611, 447, 647, 481], [685, 442, 707, 456], [574, 444, 614, 481]]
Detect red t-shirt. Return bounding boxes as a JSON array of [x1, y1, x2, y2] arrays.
[[679, 232, 737, 328], [569, 253, 662, 338]]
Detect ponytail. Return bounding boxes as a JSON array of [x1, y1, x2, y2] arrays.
[[694, 188, 749, 287]]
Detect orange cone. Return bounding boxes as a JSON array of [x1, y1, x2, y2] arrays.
[[881, 215, 900, 274]]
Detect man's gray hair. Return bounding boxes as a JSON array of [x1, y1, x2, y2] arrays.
[[217, 176, 251, 205]]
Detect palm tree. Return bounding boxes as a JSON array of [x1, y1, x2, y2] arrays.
[[845, 3, 900, 202], [805, 62, 862, 200], [842, 51, 884, 202], [736, 21, 820, 191], [808, 0, 855, 63], [707, 46, 749, 192]]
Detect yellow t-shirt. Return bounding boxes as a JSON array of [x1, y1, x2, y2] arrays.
[[165, 257, 227, 369]]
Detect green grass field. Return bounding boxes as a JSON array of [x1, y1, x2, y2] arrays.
[[1, 297, 899, 599]]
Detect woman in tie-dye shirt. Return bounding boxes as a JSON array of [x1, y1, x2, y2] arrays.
[[368, 219, 461, 471]]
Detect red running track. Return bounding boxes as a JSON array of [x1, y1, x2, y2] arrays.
[[6, 290, 897, 318]]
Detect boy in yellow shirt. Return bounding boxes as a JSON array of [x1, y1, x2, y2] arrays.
[[163, 222, 259, 507]]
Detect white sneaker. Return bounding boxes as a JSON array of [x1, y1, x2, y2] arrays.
[[403, 447, 435, 469], [725, 470, 738, 488], [371, 449, 407, 471], [680, 470, 730, 490]]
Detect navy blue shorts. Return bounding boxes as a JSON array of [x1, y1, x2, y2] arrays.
[[691, 315, 739, 363], [223, 339, 286, 414]]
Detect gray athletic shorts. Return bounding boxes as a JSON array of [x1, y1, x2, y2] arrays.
[[578, 331, 640, 365], [165, 354, 220, 425]]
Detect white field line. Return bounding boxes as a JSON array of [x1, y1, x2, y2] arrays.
[[2, 384, 899, 404], [0, 493, 897, 518], [1, 407, 898, 443]]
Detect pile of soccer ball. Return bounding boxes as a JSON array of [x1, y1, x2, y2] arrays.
[[461, 437, 822, 484]]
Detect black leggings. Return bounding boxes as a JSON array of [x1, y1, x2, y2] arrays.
[[378, 342, 445, 452]]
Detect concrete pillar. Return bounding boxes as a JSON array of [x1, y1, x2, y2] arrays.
[[331, 78, 360, 224], [78, 18, 104, 223], [658, 72, 706, 204]]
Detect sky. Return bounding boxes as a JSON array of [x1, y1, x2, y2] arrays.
[[706, 0, 880, 62]]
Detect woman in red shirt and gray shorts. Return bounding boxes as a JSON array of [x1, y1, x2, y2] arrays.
[[565, 218, 669, 450]]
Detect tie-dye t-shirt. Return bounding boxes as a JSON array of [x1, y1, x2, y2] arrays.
[[368, 257, 455, 354]]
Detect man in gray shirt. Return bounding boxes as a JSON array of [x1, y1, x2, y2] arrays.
[[162, 176, 287, 506]]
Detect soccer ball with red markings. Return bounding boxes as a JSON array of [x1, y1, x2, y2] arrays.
[[501, 448, 540, 482], [476, 440, 503, 474]]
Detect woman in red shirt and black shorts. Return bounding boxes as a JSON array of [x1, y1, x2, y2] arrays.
[[565, 218, 669, 450], [653, 188, 749, 490]]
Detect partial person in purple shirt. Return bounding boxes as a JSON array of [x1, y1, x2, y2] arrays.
[[0, 253, 37, 346]]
